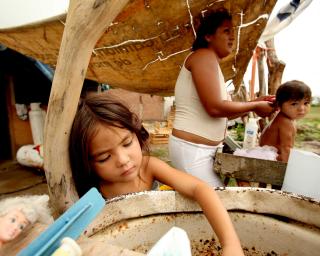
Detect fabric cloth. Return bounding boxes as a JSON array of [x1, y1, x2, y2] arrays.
[[169, 135, 223, 187], [259, 0, 312, 43], [233, 145, 278, 161], [173, 54, 228, 141]]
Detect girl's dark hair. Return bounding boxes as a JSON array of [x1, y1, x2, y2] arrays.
[[192, 8, 232, 51], [69, 93, 149, 197], [276, 80, 312, 107]]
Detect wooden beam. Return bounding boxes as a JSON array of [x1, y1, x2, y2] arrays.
[[213, 153, 287, 186], [265, 39, 286, 95], [44, 0, 130, 214], [257, 46, 267, 97]]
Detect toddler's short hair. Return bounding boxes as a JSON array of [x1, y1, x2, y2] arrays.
[[276, 80, 312, 107]]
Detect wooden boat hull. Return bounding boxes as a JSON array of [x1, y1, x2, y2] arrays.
[[83, 188, 320, 255], [0, 0, 276, 95]]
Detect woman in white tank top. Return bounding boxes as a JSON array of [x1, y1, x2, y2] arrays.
[[169, 8, 275, 187]]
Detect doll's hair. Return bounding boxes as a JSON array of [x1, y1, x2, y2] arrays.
[[276, 80, 312, 107], [0, 195, 53, 224]]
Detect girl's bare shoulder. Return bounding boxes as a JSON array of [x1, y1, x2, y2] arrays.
[[138, 156, 159, 187], [141, 156, 160, 175], [274, 113, 294, 128], [142, 156, 166, 170]]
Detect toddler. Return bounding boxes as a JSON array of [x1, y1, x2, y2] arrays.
[[260, 80, 312, 162]]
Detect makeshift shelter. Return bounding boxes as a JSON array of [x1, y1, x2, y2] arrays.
[[0, 0, 277, 95], [1, 1, 320, 255], [0, 0, 278, 211]]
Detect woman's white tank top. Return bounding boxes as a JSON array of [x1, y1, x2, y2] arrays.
[[173, 56, 228, 141]]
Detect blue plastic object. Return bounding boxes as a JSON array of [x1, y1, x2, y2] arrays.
[[18, 188, 105, 256]]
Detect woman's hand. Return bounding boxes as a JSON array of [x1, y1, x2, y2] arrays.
[[253, 95, 276, 103], [254, 101, 275, 117]]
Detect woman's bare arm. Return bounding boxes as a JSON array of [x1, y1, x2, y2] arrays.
[[187, 50, 274, 118]]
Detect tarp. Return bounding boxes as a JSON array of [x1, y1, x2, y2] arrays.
[[259, 0, 313, 43]]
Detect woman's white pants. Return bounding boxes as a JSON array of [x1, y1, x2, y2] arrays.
[[169, 135, 223, 187]]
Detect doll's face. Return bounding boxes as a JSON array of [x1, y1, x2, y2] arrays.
[[0, 209, 29, 243]]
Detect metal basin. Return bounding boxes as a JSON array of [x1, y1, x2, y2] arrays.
[[85, 188, 320, 255]]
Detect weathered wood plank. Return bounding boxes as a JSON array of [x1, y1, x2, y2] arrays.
[[44, 0, 130, 214], [213, 153, 287, 186]]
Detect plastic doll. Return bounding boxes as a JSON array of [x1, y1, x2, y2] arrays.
[[0, 195, 53, 247]]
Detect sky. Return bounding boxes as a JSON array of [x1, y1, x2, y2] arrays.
[[245, 0, 320, 97]]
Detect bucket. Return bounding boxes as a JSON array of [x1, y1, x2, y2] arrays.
[[29, 102, 46, 145], [281, 148, 320, 200]]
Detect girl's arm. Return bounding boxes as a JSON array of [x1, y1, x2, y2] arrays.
[[187, 50, 274, 118], [277, 120, 295, 162], [147, 156, 244, 256]]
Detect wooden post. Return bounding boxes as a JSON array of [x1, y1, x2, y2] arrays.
[[44, 0, 130, 214], [249, 49, 257, 100], [256, 46, 266, 97], [265, 39, 286, 95], [256, 46, 267, 130]]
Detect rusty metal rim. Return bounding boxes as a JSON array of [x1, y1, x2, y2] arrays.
[[85, 187, 320, 236], [92, 211, 320, 256]]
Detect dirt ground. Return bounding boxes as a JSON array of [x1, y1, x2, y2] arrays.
[[0, 160, 48, 200], [0, 144, 170, 201], [297, 141, 320, 155]]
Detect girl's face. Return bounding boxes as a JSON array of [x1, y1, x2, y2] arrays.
[[0, 209, 29, 243], [280, 98, 310, 120], [89, 124, 143, 184], [206, 20, 234, 58]]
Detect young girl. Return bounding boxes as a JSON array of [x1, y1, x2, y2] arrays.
[[260, 80, 312, 162], [69, 93, 244, 255]]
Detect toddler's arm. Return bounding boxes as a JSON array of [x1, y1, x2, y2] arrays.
[[277, 120, 295, 162]]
